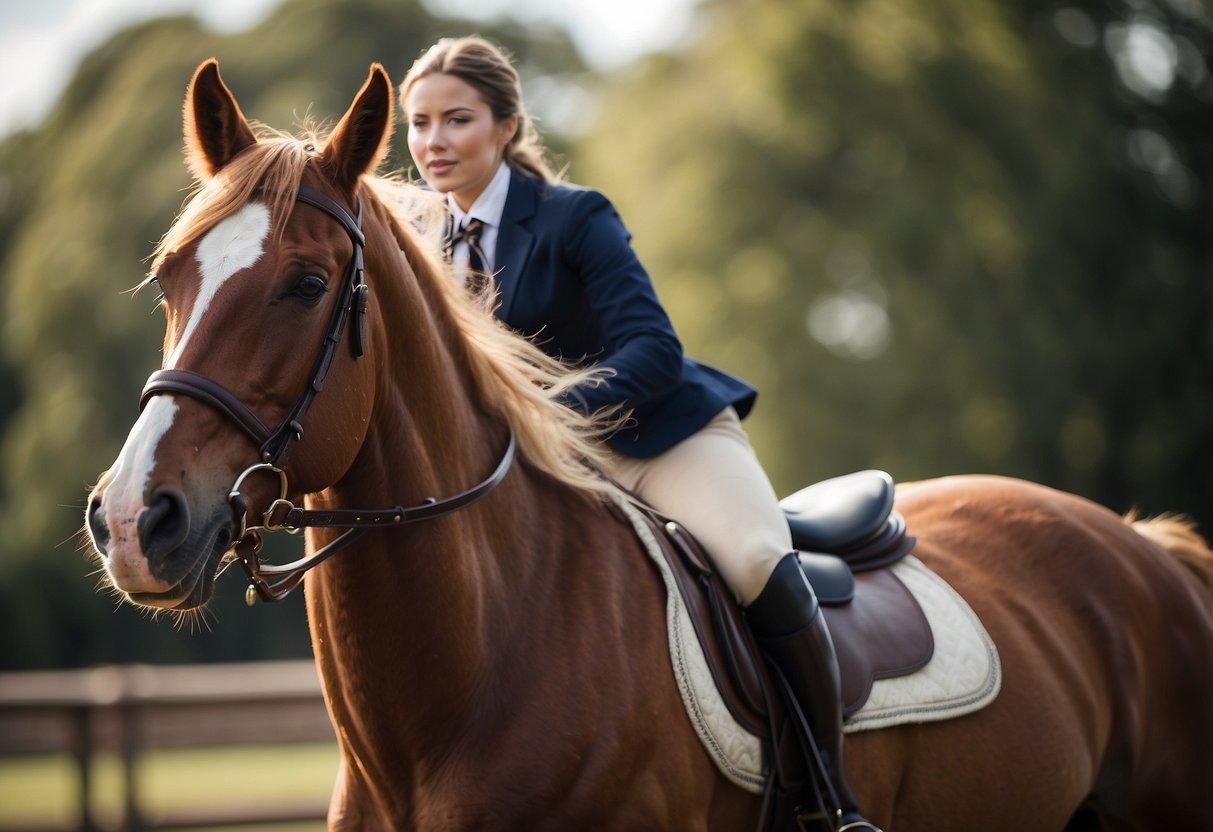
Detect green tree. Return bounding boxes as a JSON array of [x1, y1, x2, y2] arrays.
[[576, 0, 1212, 530]]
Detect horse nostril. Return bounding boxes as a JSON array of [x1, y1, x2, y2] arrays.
[[87, 495, 110, 553], [138, 490, 190, 568]]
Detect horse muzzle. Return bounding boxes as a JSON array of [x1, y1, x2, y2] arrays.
[[87, 484, 239, 610]]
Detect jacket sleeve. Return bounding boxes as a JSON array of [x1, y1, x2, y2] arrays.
[[559, 190, 684, 415]]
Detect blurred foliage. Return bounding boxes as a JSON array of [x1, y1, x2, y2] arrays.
[[0, 0, 1208, 670], [577, 0, 1211, 527]]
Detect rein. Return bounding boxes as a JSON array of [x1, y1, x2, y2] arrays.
[[138, 185, 516, 604]]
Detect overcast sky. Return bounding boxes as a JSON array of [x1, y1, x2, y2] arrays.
[[0, 0, 696, 138]]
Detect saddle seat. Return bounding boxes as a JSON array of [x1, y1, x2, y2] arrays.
[[781, 470, 919, 606], [783, 469, 895, 551]]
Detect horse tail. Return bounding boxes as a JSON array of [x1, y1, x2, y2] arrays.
[[1127, 512, 1213, 611]]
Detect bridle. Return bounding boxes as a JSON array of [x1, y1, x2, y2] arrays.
[[139, 184, 515, 604]]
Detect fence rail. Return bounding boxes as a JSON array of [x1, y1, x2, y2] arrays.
[[0, 660, 335, 831]]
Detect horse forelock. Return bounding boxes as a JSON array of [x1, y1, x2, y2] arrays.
[[149, 128, 319, 278]]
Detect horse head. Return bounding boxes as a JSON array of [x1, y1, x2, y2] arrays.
[[85, 60, 394, 610]]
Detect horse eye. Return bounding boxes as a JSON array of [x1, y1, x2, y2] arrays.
[[294, 274, 328, 301]]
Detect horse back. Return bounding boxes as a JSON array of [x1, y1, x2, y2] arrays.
[[885, 475, 1213, 828]]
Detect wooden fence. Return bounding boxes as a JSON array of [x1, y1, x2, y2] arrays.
[[0, 660, 335, 831]]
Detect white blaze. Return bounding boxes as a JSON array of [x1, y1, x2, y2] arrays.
[[166, 202, 271, 368], [102, 202, 270, 579], [104, 396, 179, 556]]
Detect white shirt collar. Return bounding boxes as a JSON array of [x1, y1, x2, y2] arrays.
[[447, 161, 511, 230]]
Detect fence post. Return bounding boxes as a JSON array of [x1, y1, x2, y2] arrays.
[[70, 704, 99, 832], [118, 675, 146, 832]]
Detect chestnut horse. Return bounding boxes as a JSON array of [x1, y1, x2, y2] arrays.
[[85, 60, 1213, 831]]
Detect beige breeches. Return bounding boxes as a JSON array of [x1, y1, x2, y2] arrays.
[[601, 407, 792, 605]]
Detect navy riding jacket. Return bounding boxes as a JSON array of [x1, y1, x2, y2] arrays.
[[491, 167, 756, 458]]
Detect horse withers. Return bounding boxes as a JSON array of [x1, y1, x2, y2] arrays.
[[84, 59, 1213, 831]]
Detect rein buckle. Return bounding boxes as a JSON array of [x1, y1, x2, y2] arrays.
[[263, 499, 302, 532], [228, 462, 288, 540]]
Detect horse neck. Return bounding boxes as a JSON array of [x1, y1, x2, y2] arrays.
[[304, 215, 577, 742]]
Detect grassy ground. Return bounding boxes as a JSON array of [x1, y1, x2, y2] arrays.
[[0, 742, 338, 830]]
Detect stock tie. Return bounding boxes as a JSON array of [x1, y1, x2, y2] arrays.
[[445, 218, 488, 290]]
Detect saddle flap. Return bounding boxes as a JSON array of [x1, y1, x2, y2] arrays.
[[822, 568, 934, 717], [637, 512, 773, 739]]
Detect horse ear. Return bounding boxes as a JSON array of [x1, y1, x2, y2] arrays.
[[183, 59, 256, 181], [320, 64, 394, 192]]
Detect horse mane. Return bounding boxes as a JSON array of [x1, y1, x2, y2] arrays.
[[149, 125, 621, 499], [1127, 512, 1213, 610], [363, 174, 622, 496]]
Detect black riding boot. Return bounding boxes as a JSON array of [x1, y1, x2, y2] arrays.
[[746, 553, 878, 832]]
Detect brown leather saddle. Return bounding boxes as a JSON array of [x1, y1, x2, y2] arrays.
[[630, 469, 932, 745]]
